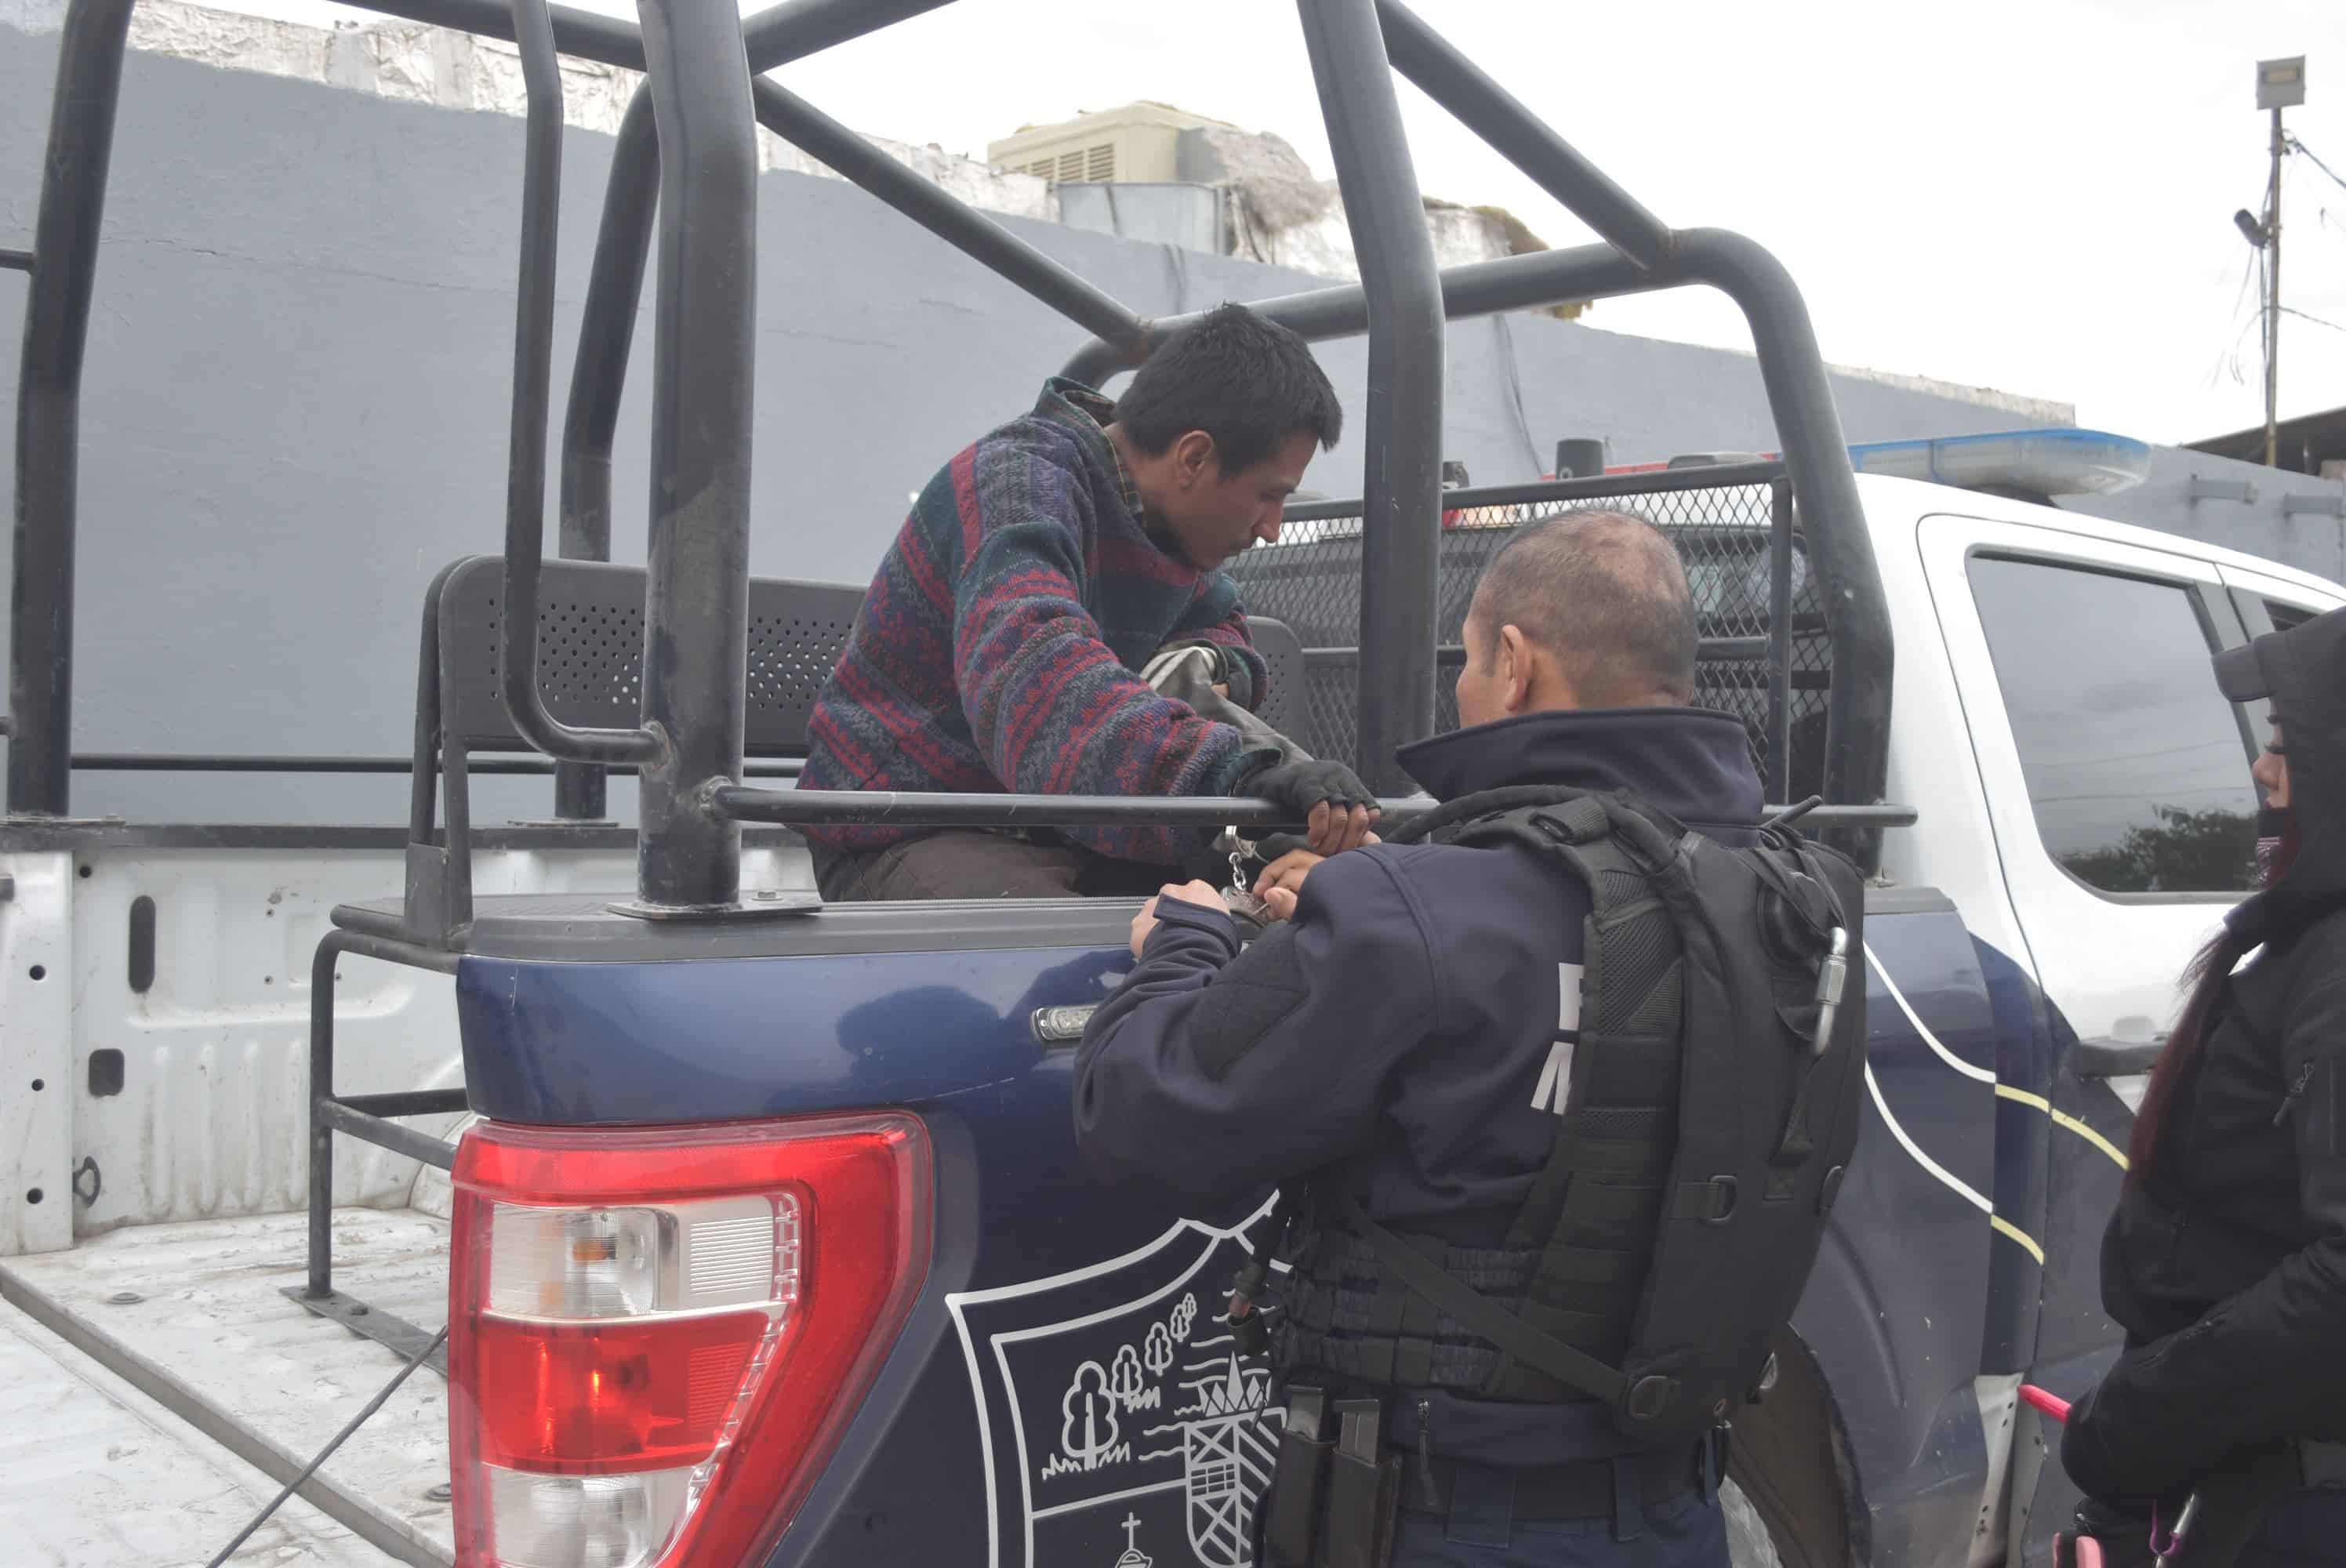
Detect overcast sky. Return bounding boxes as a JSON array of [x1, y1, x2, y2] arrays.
[[225, 0, 2344, 446]]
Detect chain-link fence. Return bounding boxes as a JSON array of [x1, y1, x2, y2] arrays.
[[1226, 471, 1833, 800]]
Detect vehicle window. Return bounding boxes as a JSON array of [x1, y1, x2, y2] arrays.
[[1968, 556, 2258, 895], [2266, 599, 2315, 633]]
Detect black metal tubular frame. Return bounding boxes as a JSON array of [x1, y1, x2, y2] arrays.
[[1296, 0, 1445, 797], [56, 752, 801, 775], [623, 0, 761, 910], [551, 87, 659, 822], [556, 0, 965, 579], [10, 0, 134, 818], [12, 0, 1891, 880], [550, 0, 959, 821], [711, 782, 1914, 833], [303, 930, 464, 1305], [747, 78, 1144, 346], [1058, 232, 1651, 389], [490, 0, 772, 906], [1373, 0, 1669, 270], [1685, 233, 1886, 863], [497, 0, 663, 777]]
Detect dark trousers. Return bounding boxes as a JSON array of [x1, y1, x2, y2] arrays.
[[2241, 1488, 2346, 1566], [812, 832, 1175, 902], [1389, 1475, 1727, 1567]]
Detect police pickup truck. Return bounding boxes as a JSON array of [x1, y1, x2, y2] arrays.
[[2, 2, 2337, 1567]]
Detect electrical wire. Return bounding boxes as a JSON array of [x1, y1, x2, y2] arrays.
[[2289, 134, 2346, 199], [2228, 242, 2257, 319], [202, 1323, 451, 1568], [2278, 304, 2346, 336], [2206, 248, 2262, 388]]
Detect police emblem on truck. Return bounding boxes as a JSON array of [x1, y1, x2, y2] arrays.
[[950, 1209, 1286, 1567]]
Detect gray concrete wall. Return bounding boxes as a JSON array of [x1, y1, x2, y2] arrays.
[[1055, 183, 1226, 256], [0, 22, 2046, 823], [2056, 445, 2346, 589]]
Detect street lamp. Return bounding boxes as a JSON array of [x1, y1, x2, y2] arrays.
[[2253, 56, 2304, 467], [2257, 56, 2305, 112]]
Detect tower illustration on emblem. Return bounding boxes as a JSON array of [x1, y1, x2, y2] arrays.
[[1139, 1346, 1278, 1566]]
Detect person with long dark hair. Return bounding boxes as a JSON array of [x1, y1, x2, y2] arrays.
[[2061, 604, 2346, 1566]]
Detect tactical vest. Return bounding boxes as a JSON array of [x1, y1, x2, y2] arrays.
[[1265, 785, 1867, 1441]]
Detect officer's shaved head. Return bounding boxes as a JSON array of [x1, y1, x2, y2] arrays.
[[1465, 510, 1698, 706]]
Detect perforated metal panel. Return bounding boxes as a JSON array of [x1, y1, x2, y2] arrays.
[[500, 592, 643, 728], [434, 557, 862, 757], [1245, 615, 1306, 741], [748, 601, 860, 725]]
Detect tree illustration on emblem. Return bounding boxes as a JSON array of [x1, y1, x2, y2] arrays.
[[1060, 1361, 1121, 1472], [1109, 1344, 1149, 1410]]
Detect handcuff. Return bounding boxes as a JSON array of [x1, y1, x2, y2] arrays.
[[1215, 826, 1274, 927]]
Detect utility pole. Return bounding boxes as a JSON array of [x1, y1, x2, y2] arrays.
[[2256, 57, 2304, 469]]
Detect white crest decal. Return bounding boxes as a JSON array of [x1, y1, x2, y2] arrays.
[[950, 1204, 1287, 1568]]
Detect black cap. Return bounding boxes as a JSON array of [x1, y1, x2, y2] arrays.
[[2213, 636, 2275, 704]]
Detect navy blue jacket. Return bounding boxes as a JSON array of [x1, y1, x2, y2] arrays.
[[1073, 706, 1765, 1239]]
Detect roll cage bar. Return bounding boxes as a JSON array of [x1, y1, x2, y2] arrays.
[[9, 0, 1895, 907]]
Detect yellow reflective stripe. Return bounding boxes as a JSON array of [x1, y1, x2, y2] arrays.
[[1989, 1214, 2046, 1265], [2050, 1107, 2130, 1171], [1994, 1083, 2131, 1171]]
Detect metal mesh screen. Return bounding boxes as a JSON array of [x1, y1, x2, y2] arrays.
[[1226, 478, 1832, 798]]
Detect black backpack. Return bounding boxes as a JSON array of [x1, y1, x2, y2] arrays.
[[1327, 784, 1868, 1439]]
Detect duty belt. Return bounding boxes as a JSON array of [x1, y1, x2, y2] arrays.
[[1398, 1440, 1712, 1523]]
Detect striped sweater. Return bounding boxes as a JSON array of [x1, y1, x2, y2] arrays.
[[799, 379, 1274, 864]]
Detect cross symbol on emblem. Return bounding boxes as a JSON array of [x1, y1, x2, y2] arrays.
[[1110, 1512, 1152, 1568]]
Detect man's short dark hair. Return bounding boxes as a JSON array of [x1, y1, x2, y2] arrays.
[[1115, 303, 1342, 475], [1469, 510, 1699, 705]]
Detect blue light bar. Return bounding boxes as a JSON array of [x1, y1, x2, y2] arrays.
[[1847, 427, 2151, 497]]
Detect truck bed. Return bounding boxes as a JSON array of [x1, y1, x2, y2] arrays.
[[0, 1209, 454, 1568]]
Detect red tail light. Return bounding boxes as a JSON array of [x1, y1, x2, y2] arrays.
[[448, 1114, 931, 1568]]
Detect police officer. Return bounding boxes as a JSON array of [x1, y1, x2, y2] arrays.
[[1074, 511, 1862, 1566]]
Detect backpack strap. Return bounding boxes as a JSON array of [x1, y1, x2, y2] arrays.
[[1743, 831, 1858, 1191]]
